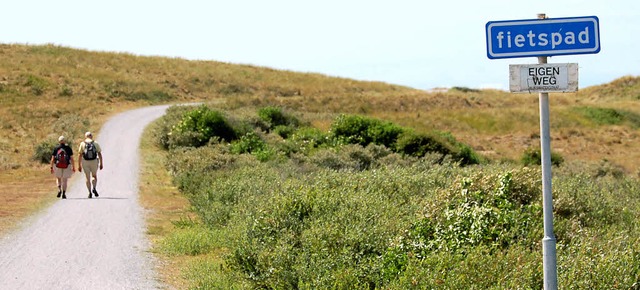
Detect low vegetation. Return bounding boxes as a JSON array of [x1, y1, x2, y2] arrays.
[[152, 105, 640, 289]]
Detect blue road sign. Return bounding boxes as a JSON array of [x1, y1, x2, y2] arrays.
[[486, 16, 600, 59]]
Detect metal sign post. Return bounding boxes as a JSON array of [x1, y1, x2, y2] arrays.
[[536, 16, 558, 288], [485, 12, 603, 290]]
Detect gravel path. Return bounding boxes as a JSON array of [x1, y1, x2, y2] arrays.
[[0, 105, 171, 290]]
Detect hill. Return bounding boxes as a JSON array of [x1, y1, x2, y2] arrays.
[[2, 44, 640, 173], [2, 44, 640, 288], [1, 43, 640, 228]]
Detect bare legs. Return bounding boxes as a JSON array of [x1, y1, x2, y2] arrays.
[[84, 170, 98, 197], [56, 177, 68, 199]]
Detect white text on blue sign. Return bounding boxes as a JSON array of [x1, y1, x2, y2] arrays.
[[486, 16, 600, 59]]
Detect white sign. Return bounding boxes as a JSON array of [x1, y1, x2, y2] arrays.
[[509, 63, 578, 93]]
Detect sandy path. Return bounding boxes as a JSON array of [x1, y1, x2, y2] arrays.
[[0, 105, 171, 290]]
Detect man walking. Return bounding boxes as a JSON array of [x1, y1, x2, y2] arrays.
[[78, 131, 103, 198], [50, 136, 75, 199]]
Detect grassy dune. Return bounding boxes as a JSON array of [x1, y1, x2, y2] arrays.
[[0, 43, 411, 233], [1, 44, 640, 288], [3, 44, 640, 176]]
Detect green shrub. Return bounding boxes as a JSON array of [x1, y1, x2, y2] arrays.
[[395, 131, 450, 158], [154, 106, 640, 289], [419, 170, 540, 250], [557, 232, 640, 289], [388, 245, 543, 289], [436, 131, 483, 165], [521, 146, 564, 166], [369, 121, 405, 148], [395, 129, 484, 166], [330, 114, 404, 148], [330, 114, 372, 145], [151, 105, 192, 149], [553, 173, 635, 237], [33, 139, 57, 164], [230, 132, 267, 154], [287, 127, 331, 151], [258, 106, 287, 128], [225, 168, 430, 289], [379, 169, 544, 284], [381, 169, 543, 279], [163, 143, 640, 288], [257, 106, 300, 130], [171, 154, 263, 227], [273, 125, 294, 139], [171, 105, 236, 148], [453, 142, 483, 165], [24, 74, 47, 95]]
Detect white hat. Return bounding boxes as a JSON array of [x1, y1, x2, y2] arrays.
[[58, 136, 65, 142], [85, 131, 92, 138]]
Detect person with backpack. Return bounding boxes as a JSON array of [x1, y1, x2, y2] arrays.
[[50, 135, 75, 199], [78, 131, 103, 198]]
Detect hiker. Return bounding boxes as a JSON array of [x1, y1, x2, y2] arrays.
[[50, 136, 75, 199], [78, 131, 103, 198]]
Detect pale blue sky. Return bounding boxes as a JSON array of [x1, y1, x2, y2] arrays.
[[2, 0, 638, 90]]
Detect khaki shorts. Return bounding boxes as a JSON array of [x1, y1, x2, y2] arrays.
[[81, 159, 99, 176], [54, 166, 74, 179]]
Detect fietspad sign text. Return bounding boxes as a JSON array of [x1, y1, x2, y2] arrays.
[[486, 16, 600, 59]]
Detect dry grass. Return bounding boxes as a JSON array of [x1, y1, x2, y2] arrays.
[[0, 166, 56, 235], [138, 125, 193, 289]]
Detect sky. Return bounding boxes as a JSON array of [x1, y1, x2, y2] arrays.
[[2, 0, 639, 91]]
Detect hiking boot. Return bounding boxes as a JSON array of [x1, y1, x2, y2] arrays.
[[62, 193, 67, 199], [88, 193, 93, 199], [92, 188, 99, 197], [57, 190, 62, 198]]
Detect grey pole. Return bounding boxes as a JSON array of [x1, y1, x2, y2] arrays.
[[537, 13, 558, 290]]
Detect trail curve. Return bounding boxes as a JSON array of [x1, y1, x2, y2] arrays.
[[0, 105, 171, 290]]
